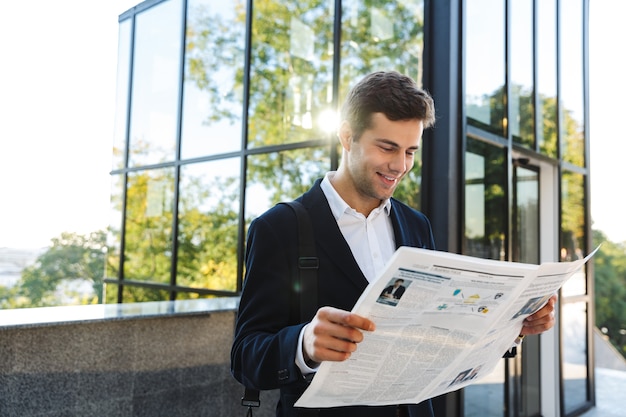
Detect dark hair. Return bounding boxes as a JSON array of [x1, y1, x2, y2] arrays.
[[340, 71, 435, 140]]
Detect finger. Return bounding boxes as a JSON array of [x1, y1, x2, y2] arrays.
[[304, 307, 376, 363], [304, 323, 359, 363], [319, 307, 376, 332], [314, 311, 370, 345], [521, 318, 554, 335], [521, 311, 555, 335]]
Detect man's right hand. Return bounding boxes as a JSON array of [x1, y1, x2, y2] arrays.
[[302, 306, 376, 365]]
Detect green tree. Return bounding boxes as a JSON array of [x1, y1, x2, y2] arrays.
[[593, 229, 626, 358], [12, 231, 107, 307], [0, 285, 20, 309]]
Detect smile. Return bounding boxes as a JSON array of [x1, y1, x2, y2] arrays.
[[379, 173, 398, 183]]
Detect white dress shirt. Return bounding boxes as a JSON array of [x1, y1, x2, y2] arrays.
[[296, 172, 396, 374]]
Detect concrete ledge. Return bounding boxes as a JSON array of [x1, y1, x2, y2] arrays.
[[0, 297, 240, 328], [0, 299, 279, 417]]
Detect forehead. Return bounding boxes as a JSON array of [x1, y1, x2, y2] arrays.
[[364, 113, 424, 145]]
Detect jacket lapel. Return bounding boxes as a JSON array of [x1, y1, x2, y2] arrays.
[[300, 180, 369, 293]]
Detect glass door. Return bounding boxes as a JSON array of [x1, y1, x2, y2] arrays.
[[463, 139, 547, 417], [509, 162, 541, 417]]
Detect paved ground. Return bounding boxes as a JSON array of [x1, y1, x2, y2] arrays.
[[580, 367, 626, 417]]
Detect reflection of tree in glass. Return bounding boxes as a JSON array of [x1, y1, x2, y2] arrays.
[[538, 96, 558, 158], [510, 83, 534, 148], [123, 170, 174, 290], [247, 0, 335, 148], [107, 0, 431, 301], [464, 82, 585, 263], [560, 170, 585, 262], [467, 82, 583, 165], [464, 138, 507, 261], [248, 147, 330, 207], [339, 0, 425, 92], [561, 105, 585, 167], [185, 1, 246, 126], [185, 0, 426, 204], [176, 170, 240, 294]]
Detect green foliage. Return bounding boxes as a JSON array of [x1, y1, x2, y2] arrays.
[[539, 96, 558, 158], [176, 172, 240, 292], [0, 285, 21, 309], [123, 170, 174, 285], [593, 229, 626, 358], [4, 231, 107, 308]]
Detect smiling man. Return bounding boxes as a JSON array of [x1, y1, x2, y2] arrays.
[[230, 71, 556, 417]]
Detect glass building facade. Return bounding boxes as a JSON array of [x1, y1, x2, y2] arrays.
[[109, 1, 593, 416]]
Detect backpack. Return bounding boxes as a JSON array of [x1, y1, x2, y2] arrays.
[[240, 201, 319, 416]]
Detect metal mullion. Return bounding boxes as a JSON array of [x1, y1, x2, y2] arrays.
[[117, 11, 138, 304], [168, 0, 188, 301], [236, 0, 254, 293]]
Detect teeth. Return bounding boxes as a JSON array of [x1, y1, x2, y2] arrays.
[[382, 175, 396, 182]]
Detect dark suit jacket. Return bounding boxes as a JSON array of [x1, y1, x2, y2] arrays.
[[231, 179, 436, 417], [381, 284, 406, 299]]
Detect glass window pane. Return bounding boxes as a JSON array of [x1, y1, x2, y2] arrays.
[[340, 0, 425, 94], [112, 19, 132, 171], [128, 0, 183, 167], [180, 0, 246, 159], [464, 138, 507, 260], [123, 168, 175, 284], [245, 147, 329, 221], [390, 147, 423, 211], [560, 0, 585, 166], [510, 0, 534, 148], [122, 286, 170, 303], [537, 0, 558, 158], [104, 282, 119, 304], [247, 0, 335, 148], [562, 301, 590, 414], [560, 170, 586, 295], [176, 159, 241, 292], [465, 0, 506, 137], [513, 165, 539, 264]]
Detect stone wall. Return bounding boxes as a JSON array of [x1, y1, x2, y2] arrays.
[[0, 303, 279, 417]]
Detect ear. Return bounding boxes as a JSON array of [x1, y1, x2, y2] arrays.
[[338, 121, 353, 151]]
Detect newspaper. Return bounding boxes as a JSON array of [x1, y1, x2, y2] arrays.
[[295, 246, 597, 408]]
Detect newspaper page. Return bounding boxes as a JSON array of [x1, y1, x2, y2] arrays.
[[295, 246, 597, 409]]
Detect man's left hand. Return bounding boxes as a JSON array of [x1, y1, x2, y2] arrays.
[[520, 294, 557, 336]]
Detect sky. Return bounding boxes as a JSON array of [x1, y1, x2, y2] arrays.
[[0, 0, 624, 249]]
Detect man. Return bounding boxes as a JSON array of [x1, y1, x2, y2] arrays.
[[380, 278, 407, 300], [231, 71, 556, 417]]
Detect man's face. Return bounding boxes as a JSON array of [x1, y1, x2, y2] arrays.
[[345, 113, 424, 205]]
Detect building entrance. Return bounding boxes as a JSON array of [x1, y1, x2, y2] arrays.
[[463, 140, 560, 417]]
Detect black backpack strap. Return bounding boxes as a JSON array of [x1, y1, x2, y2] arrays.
[[281, 201, 319, 322], [241, 387, 260, 415], [241, 201, 319, 416]]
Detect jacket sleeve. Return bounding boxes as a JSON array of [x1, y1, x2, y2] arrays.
[[230, 208, 308, 390]]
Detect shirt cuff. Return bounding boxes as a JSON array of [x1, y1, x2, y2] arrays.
[[295, 324, 320, 375]]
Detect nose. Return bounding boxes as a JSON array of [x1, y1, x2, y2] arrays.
[[389, 152, 409, 175]]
